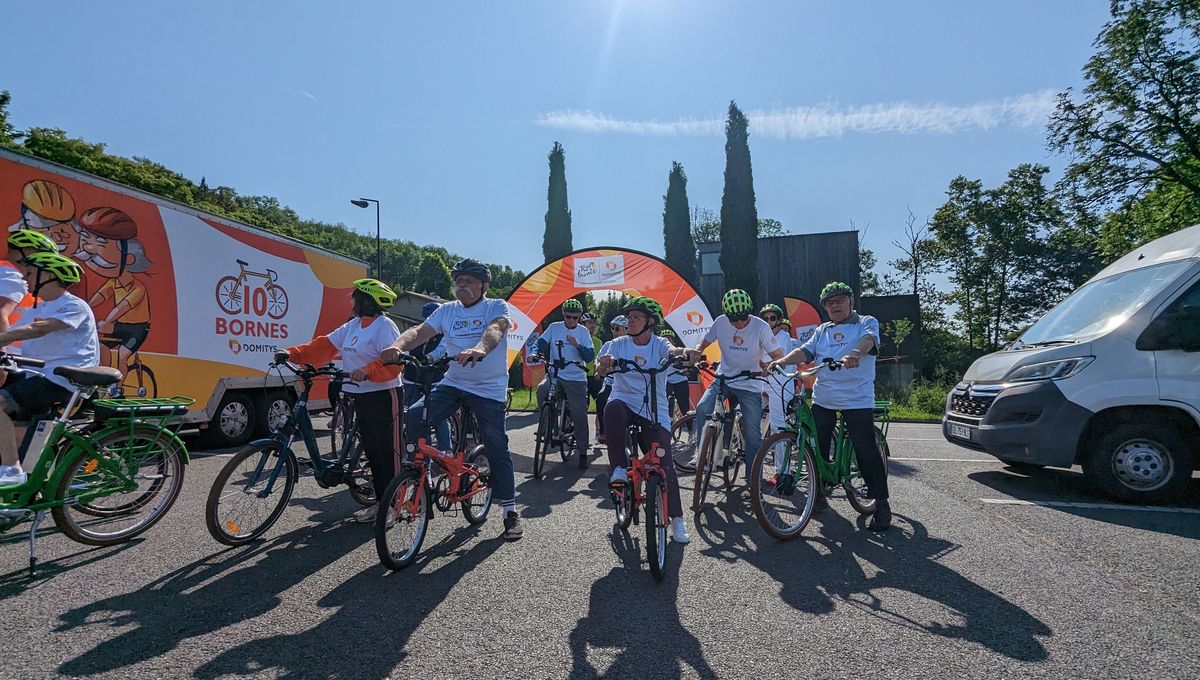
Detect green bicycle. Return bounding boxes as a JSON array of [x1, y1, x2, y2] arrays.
[[0, 353, 192, 574], [750, 358, 891, 540]]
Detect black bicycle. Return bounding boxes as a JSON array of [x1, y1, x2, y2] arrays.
[[531, 340, 585, 479]]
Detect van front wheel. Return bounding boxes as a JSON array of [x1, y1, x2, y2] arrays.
[[1084, 423, 1193, 504]]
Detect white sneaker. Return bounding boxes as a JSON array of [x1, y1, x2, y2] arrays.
[[670, 516, 691, 544], [676, 454, 699, 472], [0, 465, 27, 486], [609, 466, 629, 486]]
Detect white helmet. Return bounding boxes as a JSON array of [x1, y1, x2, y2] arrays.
[[610, 315, 629, 328]]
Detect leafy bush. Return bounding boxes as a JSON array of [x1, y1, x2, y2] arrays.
[[910, 382, 951, 415]]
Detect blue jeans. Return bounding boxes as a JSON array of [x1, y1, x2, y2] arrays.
[[405, 384, 516, 506], [403, 383, 450, 450], [693, 381, 764, 478]]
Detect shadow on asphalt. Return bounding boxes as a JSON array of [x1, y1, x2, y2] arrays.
[[693, 495, 1052, 662], [968, 468, 1200, 540], [568, 527, 716, 679], [0, 539, 141, 598], [51, 491, 500, 678]]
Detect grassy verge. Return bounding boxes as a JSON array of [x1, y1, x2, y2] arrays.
[[885, 405, 943, 423]]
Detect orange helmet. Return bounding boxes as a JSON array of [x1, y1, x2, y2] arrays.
[[78, 206, 137, 240], [21, 180, 75, 222]]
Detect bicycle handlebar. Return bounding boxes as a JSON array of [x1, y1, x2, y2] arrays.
[[0, 353, 45, 369]]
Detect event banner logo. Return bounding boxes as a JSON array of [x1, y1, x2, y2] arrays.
[[573, 255, 625, 288], [664, 294, 713, 343]]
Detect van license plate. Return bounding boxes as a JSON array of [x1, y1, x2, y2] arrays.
[[949, 423, 972, 441]]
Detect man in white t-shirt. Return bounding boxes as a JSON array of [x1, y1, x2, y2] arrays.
[[759, 303, 799, 460], [681, 289, 784, 477], [768, 282, 891, 531], [0, 253, 99, 486], [382, 259, 523, 541], [535, 299, 595, 465]]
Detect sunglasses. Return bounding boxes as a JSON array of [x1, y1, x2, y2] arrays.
[[728, 312, 750, 322], [764, 314, 779, 322], [564, 314, 580, 320]]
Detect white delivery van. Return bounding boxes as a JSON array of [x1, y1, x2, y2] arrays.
[[943, 225, 1200, 503]]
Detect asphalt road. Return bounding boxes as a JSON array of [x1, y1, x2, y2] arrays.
[[3, 417, 1198, 679]]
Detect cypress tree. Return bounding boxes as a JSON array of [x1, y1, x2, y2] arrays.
[[718, 101, 760, 300], [414, 253, 452, 298], [662, 161, 698, 285], [543, 141, 573, 263]]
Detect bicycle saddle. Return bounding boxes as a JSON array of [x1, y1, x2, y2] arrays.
[[236, 259, 249, 266], [54, 366, 122, 387]]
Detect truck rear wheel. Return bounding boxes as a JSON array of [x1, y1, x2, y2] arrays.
[[207, 392, 256, 449], [1084, 422, 1193, 504], [255, 390, 294, 436]]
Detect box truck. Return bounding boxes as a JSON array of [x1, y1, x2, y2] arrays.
[[1, 147, 368, 447], [943, 224, 1200, 503]]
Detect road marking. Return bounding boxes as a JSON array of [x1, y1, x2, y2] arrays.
[[891, 457, 998, 463], [890, 438, 949, 441], [979, 498, 1200, 514]]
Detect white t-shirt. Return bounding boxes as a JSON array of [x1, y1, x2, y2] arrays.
[[799, 313, 879, 410], [17, 292, 100, 391], [703, 315, 779, 386], [601, 335, 672, 426], [327, 315, 402, 393], [599, 339, 615, 386], [0, 266, 27, 304], [539, 321, 592, 383], [425, 297, 510, 401], [764, 327, 797, 362]]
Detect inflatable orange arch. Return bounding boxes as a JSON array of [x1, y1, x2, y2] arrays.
[[504, 247, 715, 367]]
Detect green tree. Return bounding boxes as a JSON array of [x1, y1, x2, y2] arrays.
[[718, 101, 760, 299], [662, 161, 697, 284], [0, 90, 18, 147], [757, 217, 788, 237], [543, 141, 573, 263], [414, 253, 452, 298], [859, 248, 883, 296], [690, 206, 721, 244], [1049, 0, 1200, 222]]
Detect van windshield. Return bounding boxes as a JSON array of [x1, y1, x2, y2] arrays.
[[1016, 260, 1191, 347]]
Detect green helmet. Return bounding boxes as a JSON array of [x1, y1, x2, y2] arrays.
[[658, 328, 676, 338], [819, 282, 854, 303], [23, 251, 83, 284], [759, 303, 783, 317], [621, 296, 664, 325], [561, 298, 584, 312], [353, 278, 398, 308], [721, 289, 754, 316], [7, 229, 59, 254]]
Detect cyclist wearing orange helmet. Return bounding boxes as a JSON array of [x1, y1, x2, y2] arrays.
[[77, 207, 154, 381]]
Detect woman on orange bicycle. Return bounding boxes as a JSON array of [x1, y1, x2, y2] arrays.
[[596, 296, 690, 544], [275, 278, 402, 523]]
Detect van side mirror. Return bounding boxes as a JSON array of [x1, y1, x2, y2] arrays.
[[1137, 307, 1200, 352]]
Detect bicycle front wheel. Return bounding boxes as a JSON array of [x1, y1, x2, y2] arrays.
[[669, 413, 697, 467], [206, 444, 297, 546], [346, 436, 375, 506], [845, 426, 891, 515], [645, 474, 668, 581], [376, 469, 429, 570], [328, 401, 354, 458], [691, 423, 719, 513], [532, 405, 556, 479], [750, 431, 817, 540], [53, 427, 187, 546]]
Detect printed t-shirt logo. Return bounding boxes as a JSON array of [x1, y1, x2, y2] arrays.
[[832, 331, 845, 343], [634, 355, 647, 367], [452, 320, 469, 331], [733, 335, 745, 346]]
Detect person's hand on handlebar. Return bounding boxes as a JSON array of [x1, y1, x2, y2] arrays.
[[597, 354, 614, 376], [457, 347, 487, 367], [273, 351, 292, 365], [840, 350, 862, 369], [380, 347, 405, 365]]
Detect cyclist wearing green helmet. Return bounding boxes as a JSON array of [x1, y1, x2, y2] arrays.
[[0, 252, 100, 486], [0, 229, 58, 334], [596, 295, 692, 544], [535, 298, 596, 466], [384, 258, 524, 540], [759, 303, 799, 463], [769, 281, 892, 531], [680, 289, 784, 477], [278, 277, 403, 524]]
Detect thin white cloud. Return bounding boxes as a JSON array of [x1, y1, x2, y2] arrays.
[[282, 88, 319, 102], [299, 90, 317, 101], [534, 90, 1057, 140]]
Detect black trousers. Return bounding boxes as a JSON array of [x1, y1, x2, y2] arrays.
[[812, 404, 889, 502], [666, 381, 690, 418], [593, 383, 611, 435], [352, 387, 403, 500]]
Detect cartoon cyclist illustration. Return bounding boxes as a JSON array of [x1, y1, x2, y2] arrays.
[[6, 180, 81, 258], [76, 206, 154, 382]]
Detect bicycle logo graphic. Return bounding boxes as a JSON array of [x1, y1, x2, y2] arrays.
[[215, 259, 290, 319]]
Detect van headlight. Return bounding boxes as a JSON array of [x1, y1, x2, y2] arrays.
[[1004, 357, 1094, 383]]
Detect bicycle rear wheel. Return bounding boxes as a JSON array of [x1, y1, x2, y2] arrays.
[[691, 423, 719, 513], [376, 469, 429, 570], [53, 427, 187, 546], [645, 474, 668, 581], [723, 415, 746, 490], [559, 404, 575, 462], [345, 435, 375, 506], [845, 426, 891, 515], [329, 401, 354, 458], [206, 444, 297, 546], [461, 445, 493, 524], [532, 405, 556, 479], [750, 431, 817, 540], [669, 413, 697, 467]]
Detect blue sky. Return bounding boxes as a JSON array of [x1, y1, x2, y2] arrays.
[[2, 1, 1113, 278]]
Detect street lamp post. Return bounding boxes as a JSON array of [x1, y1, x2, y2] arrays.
[[351, 197, 381, 278]]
